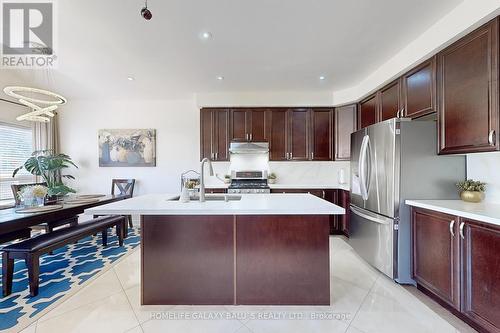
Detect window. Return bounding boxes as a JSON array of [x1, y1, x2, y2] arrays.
[[0, 122, 34, 202]]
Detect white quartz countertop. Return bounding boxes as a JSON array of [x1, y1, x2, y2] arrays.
[[85, 193, 345, 216], [405, 200, 500, 227], [205, 183, 350, 191]]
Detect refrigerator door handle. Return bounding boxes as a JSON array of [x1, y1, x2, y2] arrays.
[[359, 135, 370, 200], [350, 205, 390, 225]]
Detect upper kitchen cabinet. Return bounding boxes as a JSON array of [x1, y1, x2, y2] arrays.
[[334, 104, 357, 161], [230, 109, 267, 142], [437, 18, 499, 154], [230, 109, 248, 141], [359, 94, 378, 129], [380, 79, 402, 121], [310, 108, 333, 161], [200, 108, 230, 161], [402, 57, 437, 119], [266, 109, 288, 161], [288, 108, 310, 161]]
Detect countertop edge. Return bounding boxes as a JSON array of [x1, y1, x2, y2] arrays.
[[405, 200, 500, 227]]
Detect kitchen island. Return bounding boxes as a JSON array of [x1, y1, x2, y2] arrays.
[[86, 193, 344, 306]]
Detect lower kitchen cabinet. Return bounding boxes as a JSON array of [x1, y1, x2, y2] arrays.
[[411, 207, 500, 333], [461, 219, 500, 332], [272, 188, 350, 237], [411, 208, 460, 309]]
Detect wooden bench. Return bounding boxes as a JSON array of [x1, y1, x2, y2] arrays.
[[2, 216, 127, 297]]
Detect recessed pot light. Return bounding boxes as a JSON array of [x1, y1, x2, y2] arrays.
[[216, 76, 224, 81], [127, 76, 135, 81], [319, 76, 326, 81], [200, 31, 212, 40]]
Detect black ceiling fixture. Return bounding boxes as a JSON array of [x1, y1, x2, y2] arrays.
[[141, 0, 152, 20]]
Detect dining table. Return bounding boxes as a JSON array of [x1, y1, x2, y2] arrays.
[[0, 194, 131, 243]]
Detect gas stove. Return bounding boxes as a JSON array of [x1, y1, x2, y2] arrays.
[[227, 170, 271, 194]]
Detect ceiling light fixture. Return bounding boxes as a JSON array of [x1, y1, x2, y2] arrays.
[[200, 32, 212, 40], [319, 76, 326, 81], [127, 76, 135, 81], [216, 76, 224, 81], [3, 86, 67, 123], [141, 0, 152, 20]]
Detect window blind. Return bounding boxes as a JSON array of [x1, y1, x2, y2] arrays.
[[0, 122, 34, 201]]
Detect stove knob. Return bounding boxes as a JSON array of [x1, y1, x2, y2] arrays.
[[236, 189, 241, 193]]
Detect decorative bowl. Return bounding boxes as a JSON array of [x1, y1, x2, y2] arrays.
[[460, 191, 484, 203]]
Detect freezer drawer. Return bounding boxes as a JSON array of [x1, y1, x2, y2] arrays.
[[348, 205, 395, 279]]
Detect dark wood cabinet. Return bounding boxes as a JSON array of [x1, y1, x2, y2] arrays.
[[230, 109, 267, 142], [412, 207, 500, 332], [402, 57, 436, 119], [266, 109, 288, 161], [272, 188, 349, 237], [359, 94, 378, 129], [460, 219, 500, 333], [380, 80, 402, 121], [335, 104, 357, 161], [288, 108, 310, 161], [230, 109, 248, 142], [200, 108, 229, 161], [437, 18, 499, 154], [311, 109, 333, 161], [411, 208, 460, 309]]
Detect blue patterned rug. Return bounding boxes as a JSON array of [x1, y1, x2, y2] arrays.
[[0, 227, 140, 332]]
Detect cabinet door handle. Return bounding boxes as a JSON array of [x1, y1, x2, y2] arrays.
[[449, 220, 455, 237], [397, 110, 400, 118], [489, 130, 496, 146], [459, 222, 465, 239], [250, 133, 253, 141], [211, 153, 215, 160], [215, 152, 218, 160], [322, 190, 325, 199], [311, 152, 314, 160], [290, 152, 293, 159]]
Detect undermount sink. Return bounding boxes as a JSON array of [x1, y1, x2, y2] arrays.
[[168, 195, 242, 202]]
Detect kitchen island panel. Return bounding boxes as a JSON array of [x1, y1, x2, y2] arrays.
[[236, 215, 330, 305], [141, 215, 234, 305]]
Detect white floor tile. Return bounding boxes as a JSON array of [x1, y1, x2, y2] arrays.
[[125, 325, 144, 333], [38, 269, 124, 322], [124, 285, 175, 324], [114, 249, 141, 290], [141, 316, 244, 333], [330, 249, 380, 290], [245, 315, 349, 333], [350, 290, 457, 333], [18, 322, 37, 333], [36, 292, 139, 333]]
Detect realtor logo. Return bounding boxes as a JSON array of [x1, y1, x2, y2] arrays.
[[1, 1, 57, 68]]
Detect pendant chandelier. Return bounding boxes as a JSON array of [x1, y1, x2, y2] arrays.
[[3, 86, 67, 123]]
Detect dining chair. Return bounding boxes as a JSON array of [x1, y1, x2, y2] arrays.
[[111, 179, 135, 228], [11, 183, 78, 234]]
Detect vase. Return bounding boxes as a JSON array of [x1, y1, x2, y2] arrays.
[[35, 197, 45, 207], [460, 191, 484, 203]]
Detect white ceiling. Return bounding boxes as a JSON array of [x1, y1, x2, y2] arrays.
[[1, 0, 463, 100]]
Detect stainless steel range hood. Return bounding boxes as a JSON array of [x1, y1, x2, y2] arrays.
[[229, 142, 269, 154]]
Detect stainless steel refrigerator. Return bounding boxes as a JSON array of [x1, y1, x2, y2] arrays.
[[349, 118, 465, 284]]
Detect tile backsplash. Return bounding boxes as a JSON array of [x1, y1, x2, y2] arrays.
[[205, 159, 350, 188], [467, 152, 500, 203]]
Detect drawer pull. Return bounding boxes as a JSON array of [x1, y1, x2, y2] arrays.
[[449, 220, 455, 237]]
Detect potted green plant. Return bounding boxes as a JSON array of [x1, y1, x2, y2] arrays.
[[13, 150, 78, 200], [268, 172, 277, 184], [456, 179, 486, 203]]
